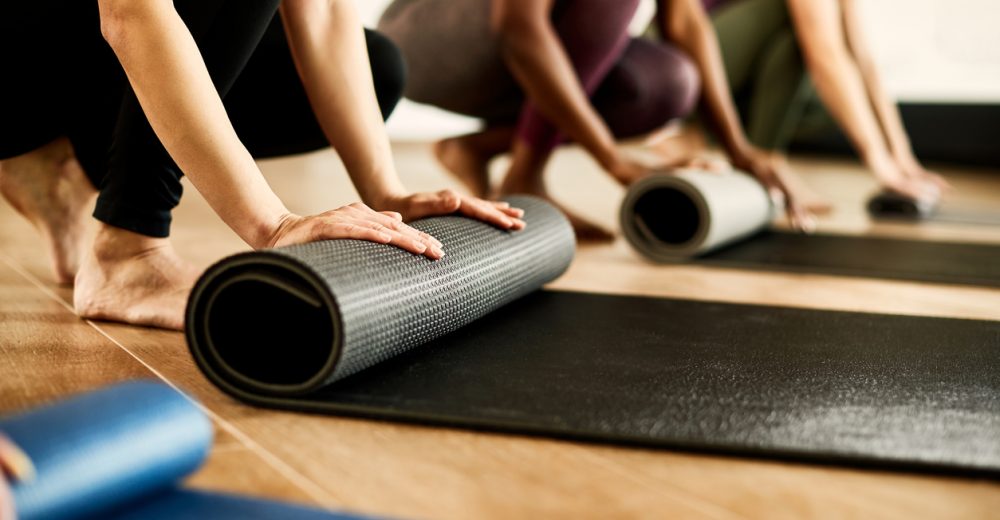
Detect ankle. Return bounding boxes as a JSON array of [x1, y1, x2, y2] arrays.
[[91, 224, 171, 263]]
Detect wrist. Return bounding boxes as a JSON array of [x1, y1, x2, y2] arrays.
[[724, 136, 752, 165], [350, 166, 408, 209], [364, 185, 409, 210], [250, 208, 295, 250], [592, 143, 622, 173]]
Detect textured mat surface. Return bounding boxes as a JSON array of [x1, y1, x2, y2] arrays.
[[695, 231, 1000, 287], [193, 283, 1000, 477], [0, 382, 365, 520], [187, 195, 575, 394]]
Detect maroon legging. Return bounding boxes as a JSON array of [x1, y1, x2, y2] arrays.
[[380, 0, 701, 154], [519, 0, 699, 153]]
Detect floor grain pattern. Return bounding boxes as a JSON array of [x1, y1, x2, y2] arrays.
[[1, 143, 998, 518]]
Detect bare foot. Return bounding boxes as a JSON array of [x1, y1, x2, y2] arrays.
[[0, 138, 96, 284], [433, 137, 492, 197], [74, 224, 201, 330], [499, 178, 613, 242]]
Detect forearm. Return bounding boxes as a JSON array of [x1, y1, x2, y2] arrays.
[[659, 0, 750, 159], [99, 0, 288, 248], [496, 17, 619, 168], [841, 0, 915, 163], [807, 53, 894, 166], [788, 0, 894, 168], [279, 0, 405, 205]]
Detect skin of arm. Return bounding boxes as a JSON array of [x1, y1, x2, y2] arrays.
[[786, 0, 943, 198], [840, 0, 943, 184], [491, 0, 640, 179], [279, 0, 523, 229], [279, 0, 404, 205], [656, 0, 749, 159], [99, 0, 290, 249], [659, 0, 811, 228], [98, 0, 519, 260]]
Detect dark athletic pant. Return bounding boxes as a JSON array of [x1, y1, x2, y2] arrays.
[[0, 1, 405, 238], [707, 0, 812, 150], [379, 0, 700, 155]]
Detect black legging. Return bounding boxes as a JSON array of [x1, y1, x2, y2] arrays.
[[0, 1, 405, 238]]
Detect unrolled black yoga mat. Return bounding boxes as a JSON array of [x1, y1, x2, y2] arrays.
[[695, 230, 1000, 288], [188, 196, 1000, 477]]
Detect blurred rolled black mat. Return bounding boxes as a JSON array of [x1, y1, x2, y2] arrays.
[[188, 197, 1000, 477]]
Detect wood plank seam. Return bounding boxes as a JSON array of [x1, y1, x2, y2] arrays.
[[0, 252, 337, 507]]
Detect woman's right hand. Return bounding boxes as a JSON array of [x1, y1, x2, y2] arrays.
[[267, 202, 446, 260], [869, 152, 942, 203]]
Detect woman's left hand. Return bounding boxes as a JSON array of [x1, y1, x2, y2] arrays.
[[377, 190, 526, 230], [897, 154, 951, 193], [731, 145, 815, 233]]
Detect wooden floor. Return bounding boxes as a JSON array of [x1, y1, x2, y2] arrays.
[[1, 143, 999, 518]]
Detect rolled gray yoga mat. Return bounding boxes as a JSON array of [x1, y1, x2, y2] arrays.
[[186, 195, 575, 395], [621, 171, 1000, 287], [620, 169, 774, 261]]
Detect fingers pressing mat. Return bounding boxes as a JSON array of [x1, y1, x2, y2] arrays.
[[620, 171, 1000, 287], [0, 381, 366, 520], [187, 196, 1000, 478]]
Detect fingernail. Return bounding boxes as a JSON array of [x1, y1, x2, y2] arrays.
[[431, 246, 445, 258]]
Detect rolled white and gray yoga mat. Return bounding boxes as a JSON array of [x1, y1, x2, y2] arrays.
[[619, 169, 775, 261]]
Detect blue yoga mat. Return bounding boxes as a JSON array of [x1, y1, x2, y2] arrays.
[[0, 381, 361, 520]]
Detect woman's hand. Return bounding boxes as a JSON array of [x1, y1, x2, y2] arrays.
[[267, 202, 447, 259], [1, 432, 34, 520], [731, 145, 815, 232], [896, 153, 950, 192], [607, 155, 656, 186], [376, 190, 527, 230], [870, 152, 944, 203]]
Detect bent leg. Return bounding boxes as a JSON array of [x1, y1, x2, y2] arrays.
[[77, 0, 282, 330], [93, 0, 282, 239], [514, 0, 642, 155], [0, 3, 113, 283], [593, 39, 701, 140], [226, 23, 404, 159], [709, 0, 793, 94], [745, 29, 810, 150]]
